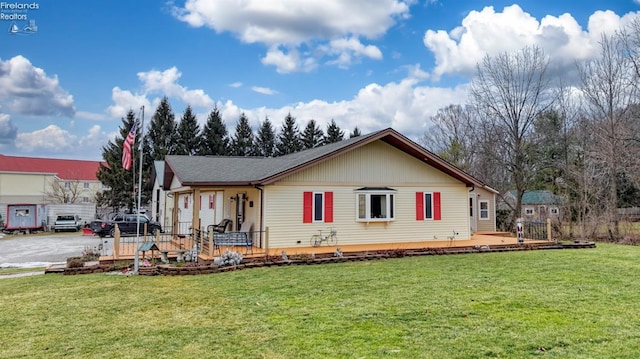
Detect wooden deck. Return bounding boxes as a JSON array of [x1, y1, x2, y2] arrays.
[[99, 231, 549, 263]]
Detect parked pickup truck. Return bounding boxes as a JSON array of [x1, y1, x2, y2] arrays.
[[90, 214, 162, 238], [54, 214, 82, 232]]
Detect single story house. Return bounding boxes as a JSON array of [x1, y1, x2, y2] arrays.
[[502, 190, 562, 222], [162, 128, 497, 252]]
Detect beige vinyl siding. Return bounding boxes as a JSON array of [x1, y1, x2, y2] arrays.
[[263, 140, 471, 248], [474, 187, 497, 232], [264, 184, 470, 248], [278, 141, 458, 185]]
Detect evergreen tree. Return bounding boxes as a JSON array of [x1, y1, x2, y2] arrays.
[[324, 119, 345, 144], [145, 96, 178, 160], [350, 126, 362, 138], [230, 113, 255, 156], [301, 119, 324, 149], [176, 105, 201, 155], [276, 112, 302, 156], [254, 117, 276, 157], [200, 106, 230, 155], [96, 110, 152, 212]]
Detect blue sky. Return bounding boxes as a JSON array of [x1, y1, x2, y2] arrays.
[[1, 0, 639, 160]]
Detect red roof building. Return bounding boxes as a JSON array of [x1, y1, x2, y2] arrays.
[[0, 154, 104, 181]]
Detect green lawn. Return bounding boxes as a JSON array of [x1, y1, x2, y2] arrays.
[[1, 243, 639, 358]]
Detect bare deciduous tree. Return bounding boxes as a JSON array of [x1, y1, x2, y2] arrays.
[[470, 45, 554, 225], [421, 104, 477, 173], [577, 34, 638, 240], [45, 178, 87, 203]]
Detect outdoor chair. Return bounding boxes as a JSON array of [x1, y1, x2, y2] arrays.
[[209, 218, 232, 234]]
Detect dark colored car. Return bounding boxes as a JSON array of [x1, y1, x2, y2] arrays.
[[92, 214, 162, 238]]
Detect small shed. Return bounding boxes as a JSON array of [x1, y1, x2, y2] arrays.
[[5, 204, 47, 231]]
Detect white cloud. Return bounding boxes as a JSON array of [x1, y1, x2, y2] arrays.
[[218, 65, 466, 140], [138, 67, 214, 108], [107, 66, 215, 119], [107, 87, 151, 119], [16, 125, 76, 152], [0, 113, 18, 145], [172, 0, 411, 72], [251, 86, 279, 95], [0, 56, 76, 117], [423, 5, 640, 79], [322, 37, 383, 68], [229, 82, 243, 88]]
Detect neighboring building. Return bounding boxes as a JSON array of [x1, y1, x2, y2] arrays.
[[502, 190, 562, 222], [162, 128, 498, 252], [151, 160, 173, 229], [0, 154, 104, 225]]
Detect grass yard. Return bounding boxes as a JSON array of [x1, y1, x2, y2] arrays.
[[1, 243, 639, 358]]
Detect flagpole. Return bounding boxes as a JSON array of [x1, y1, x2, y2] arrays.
[[134, 106, 145, 273]]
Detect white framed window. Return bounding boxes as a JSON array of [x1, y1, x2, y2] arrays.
[[83, 182, 90, 189], [524, 207, 534, 216], [356, 188, 395, 222], [550, 207, 559, 215], [64, 182, 71, 189], [479, 200, 490, 220]]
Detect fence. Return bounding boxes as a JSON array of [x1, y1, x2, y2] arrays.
[[523, 220, 550, 241], [100, 222, 197, 260]]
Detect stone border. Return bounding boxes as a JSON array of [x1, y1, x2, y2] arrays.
[[53, 241, 595, 276]]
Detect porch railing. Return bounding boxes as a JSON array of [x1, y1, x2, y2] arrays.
[[194, 227, 265, 257]]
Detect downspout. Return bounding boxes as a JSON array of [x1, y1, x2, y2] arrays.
[[254, 184, 264, 251]]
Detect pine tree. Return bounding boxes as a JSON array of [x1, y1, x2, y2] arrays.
[[96, 110, 152, 212], [200, 106, 230, 156], [145, 96, 178, 160], [176, 105, 201, 155], [254, 117, 276, 157], [230, 113, 255, 156], [350, 126, 362, 138], [301, 119, 324, 149], [276, 112, 302, 156], [325, 119, 345, 144]]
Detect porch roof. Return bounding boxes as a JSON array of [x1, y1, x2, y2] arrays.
[[163, 128, 497, 193]]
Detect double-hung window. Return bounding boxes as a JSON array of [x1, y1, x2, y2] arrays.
[[355, 187, 395, 222], [479, 200, 490, 220]]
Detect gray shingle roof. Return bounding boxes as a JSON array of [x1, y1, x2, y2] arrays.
[[164, 130, 380, 186], [163, 128, 496, 192]]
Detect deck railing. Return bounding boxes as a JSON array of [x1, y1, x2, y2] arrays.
[[523, 220, 549, 241]]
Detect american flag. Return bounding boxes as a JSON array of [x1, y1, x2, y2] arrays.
[[121, 121, 138, 170]]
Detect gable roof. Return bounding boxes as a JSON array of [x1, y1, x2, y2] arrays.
[[163, 128, 497, 192], [0, 154, 104, 181], [505, 190, 562, 205]]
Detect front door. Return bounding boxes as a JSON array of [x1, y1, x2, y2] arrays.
[[469, 194, 477, 234]]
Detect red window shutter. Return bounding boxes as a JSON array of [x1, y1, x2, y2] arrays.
[[324, 192, 333, 223], [416, 192, 424, 220], [303, 192, 313, 223], [434, 192, 441, 220]]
